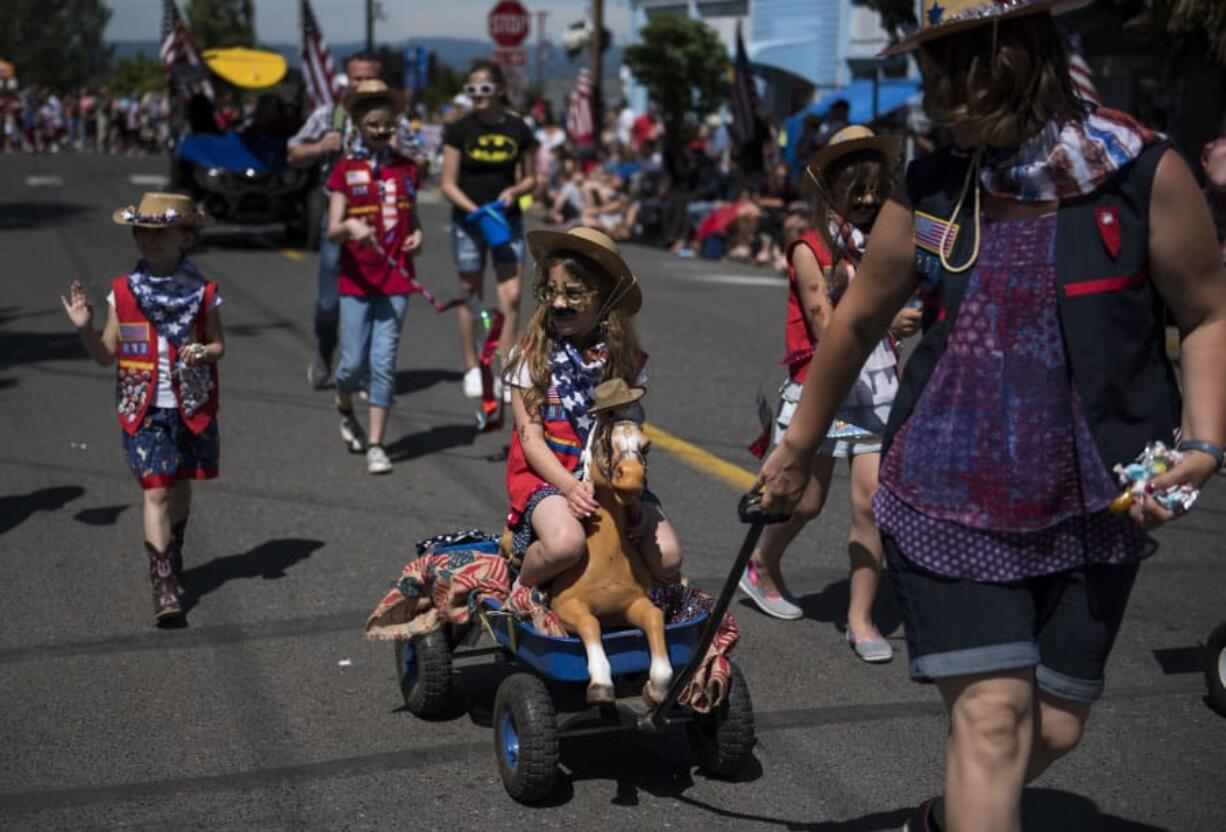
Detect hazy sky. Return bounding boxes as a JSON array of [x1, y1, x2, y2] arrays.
[[103, 0, 632, 44]]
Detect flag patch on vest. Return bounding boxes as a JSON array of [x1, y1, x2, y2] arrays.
[[346, 169, 371, 186], [119, 323, 150, 356], [914, 211, 959, 256]]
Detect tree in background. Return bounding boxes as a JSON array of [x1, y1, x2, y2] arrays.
[[187, 0, 256, 51], [1118, 0, 1226, 73], [0, 0, 111, 89], [421, 54, 465, 116], [623, 16, 729, 149], [851, 0, 915, 37], [108, 56, 169, 95]]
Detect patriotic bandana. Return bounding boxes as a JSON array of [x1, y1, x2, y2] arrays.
[[550, 338, 607, 453], [979, 107, 1161, 203], [126, 259, 206, 346], [827, 212, 868, 267]]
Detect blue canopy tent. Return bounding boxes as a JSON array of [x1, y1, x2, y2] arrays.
[[784, 78, 922, 170]]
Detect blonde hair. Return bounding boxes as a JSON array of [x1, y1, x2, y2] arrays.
[[508, 252, 643, 419]]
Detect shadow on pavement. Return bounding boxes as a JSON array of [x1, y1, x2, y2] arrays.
[[791, 572, 903, 639], [73, 504, 131, 526], [669, 786, 1166, 830], [384, 423, 477, 463], [0, 485, 86, 536], [0, 328, 90, 371], [395, 368, 463, 395], [180, 537, 324, 612], [0, 201, 93, 230]]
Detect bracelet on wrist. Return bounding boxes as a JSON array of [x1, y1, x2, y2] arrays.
[[1176, 439, 1225, 469]]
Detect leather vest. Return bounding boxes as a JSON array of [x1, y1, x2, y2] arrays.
[[884, 142, 1181, 472]]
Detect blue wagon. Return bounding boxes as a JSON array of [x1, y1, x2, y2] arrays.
[[394, 494, 783, 802]]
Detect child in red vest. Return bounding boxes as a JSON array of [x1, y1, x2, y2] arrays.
[[741, 128, 920, 663], [325, 79, 422, 474], [60, 192, 223, 626]]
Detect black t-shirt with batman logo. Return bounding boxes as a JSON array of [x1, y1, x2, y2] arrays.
[[444, 112, 537, 217]]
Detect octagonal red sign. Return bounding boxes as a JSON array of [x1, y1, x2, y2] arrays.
[[488, 0, 530, 48]]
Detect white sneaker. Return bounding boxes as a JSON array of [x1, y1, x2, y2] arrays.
[[738, 563, 804, 620], [366, 444, 392, 474], [462, 366, 483, 398]]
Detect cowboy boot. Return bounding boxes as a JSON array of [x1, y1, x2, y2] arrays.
[[146, 542, 184, 625], [169, 515, 188, 597]]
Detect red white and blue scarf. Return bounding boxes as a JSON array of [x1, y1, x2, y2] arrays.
[[550, 339, 607, 449], [126, 258, 207, 346], [979, 107, 1161, 203]]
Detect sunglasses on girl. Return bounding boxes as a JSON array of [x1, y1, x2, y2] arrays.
[[464, 83, 498, 97], [362, 122, 397, 139], [534, 282, 599, 309]]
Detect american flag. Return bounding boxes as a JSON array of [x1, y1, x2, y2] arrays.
[[301, 0, 341, 112], [567, 69, 595, 144], [1066, 27, 1102, 109], [160, 0, 213, 99], [729, 22, 760, 154]]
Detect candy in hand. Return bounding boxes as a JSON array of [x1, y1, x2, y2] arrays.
[[1110, 441, 1199, 515]]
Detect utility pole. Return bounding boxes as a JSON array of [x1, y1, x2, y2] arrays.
[[590, 0, 604, 134], [536, 11, 548, 92], [365, 0, 374, 53]]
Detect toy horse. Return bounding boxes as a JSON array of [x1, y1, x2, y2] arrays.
[[549, 380, 673, 705]]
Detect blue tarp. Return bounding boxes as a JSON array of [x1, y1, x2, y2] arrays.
[[177, 131, 288, 174], [784, 78, 922, 170]]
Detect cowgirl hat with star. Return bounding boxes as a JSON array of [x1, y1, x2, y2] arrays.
[[882, 0, 1092, 56], [112, 192, 213, 228]]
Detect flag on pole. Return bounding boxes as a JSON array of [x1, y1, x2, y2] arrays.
[[729, 22, 760, 154], [1065, 27, 1102, 108], [566, 68, 595, 145], [301, 0, 342, 111], [160, 0, 213, 99]]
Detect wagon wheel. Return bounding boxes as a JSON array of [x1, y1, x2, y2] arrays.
[[394, 629, 453, 717], [492, 672, 559, 803], [1206, 622, 1226, 716], [688, 660, 756, 778]]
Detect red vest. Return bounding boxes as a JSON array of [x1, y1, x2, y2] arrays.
[[112, 276, 219, 437], [782, 231, 833, 383], [327, 156, 419, 296]]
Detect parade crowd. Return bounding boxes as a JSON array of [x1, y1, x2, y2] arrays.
[[54, 1, 1226, 829]]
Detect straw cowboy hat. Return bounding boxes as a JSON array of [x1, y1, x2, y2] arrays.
[[343, 78, 404, 116], [882, 0, 1092, 56], [527, 227, 643, 316], [808, 125, 903, 181], [112, 192, 213, 228], [589, 378, 646, 414]]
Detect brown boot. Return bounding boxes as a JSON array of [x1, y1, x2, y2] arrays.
[[146, 542, 184, 625], [169, 516, 188, 597]]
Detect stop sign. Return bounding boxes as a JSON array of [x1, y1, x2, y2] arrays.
[[488, 0, 530, 49]]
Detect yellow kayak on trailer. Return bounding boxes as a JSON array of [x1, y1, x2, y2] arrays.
[[202, 47, 287, 89]]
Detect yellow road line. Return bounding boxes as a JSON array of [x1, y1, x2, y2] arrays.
[[281, 249, 305, 262], [644, 423, 758, 492]]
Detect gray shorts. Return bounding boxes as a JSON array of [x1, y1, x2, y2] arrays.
[[451, 211, 525, 274]]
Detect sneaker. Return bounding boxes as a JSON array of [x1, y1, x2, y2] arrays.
[[338, 410, 367, 453], [307, 355, 330, 389], [738, 562, 803, 620], [902, 797, 942, 832], [366, 444, 392, 474], [463, 366, 483, 398], [846, 626, 894, 663]]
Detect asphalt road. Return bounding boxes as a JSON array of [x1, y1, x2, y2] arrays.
[[1, 152, 1223, 831]]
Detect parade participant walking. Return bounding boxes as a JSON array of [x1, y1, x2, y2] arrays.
[[758, 2, 1226, 829], [288, 52, 420, 390], [325, 79, 423, 475], [441, 60, 537, 400], [503, 228, 680, 588], [60, 193, 224, 626], [741, 127, 920, 667]]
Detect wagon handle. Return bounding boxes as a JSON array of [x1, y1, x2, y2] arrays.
[[642, 488, 788, 731]]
